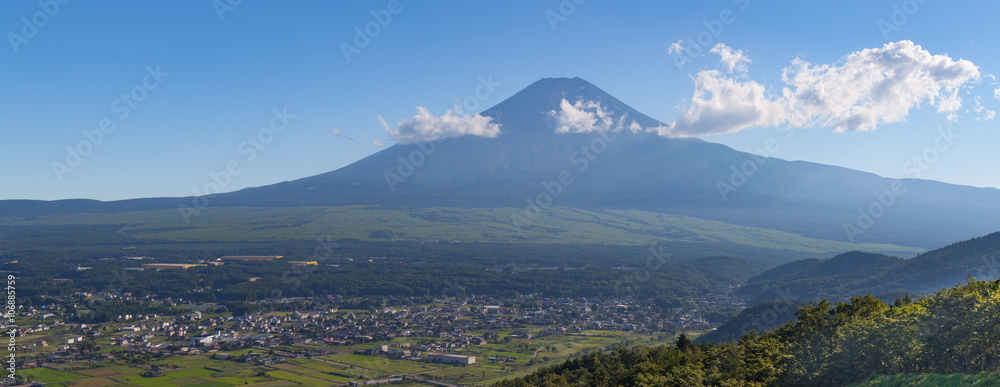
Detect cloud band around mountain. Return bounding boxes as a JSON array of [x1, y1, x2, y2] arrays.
[[382, 106, 501, 144], [551, 98, 674, 136], [664, 41, 983, 137], [552, 99, 619, 133]]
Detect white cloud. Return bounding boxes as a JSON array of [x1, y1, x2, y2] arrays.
[[667, 40, 684, 54], [551, 100, 676, 136], [551, 99, 625, 133], [665, 40, 983, 137], [995, 87, 1000, 101], [665, 70, 787, 137], [973, 96, 995, 121], [373, 139, 387, 148], [332, 129, 353, 140], [710, 43, 750, 73], [381, 107, 501, 144], [781, 40, 979, 132], [645, 125, 671, 136]]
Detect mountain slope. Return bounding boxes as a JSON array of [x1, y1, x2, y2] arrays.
[[3, 77, 999, 249], [0, 205, 923, 265]]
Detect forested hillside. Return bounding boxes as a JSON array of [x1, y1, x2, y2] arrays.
[[695, 300, 806, 344], [741, 232, 1000, 305], [494, 278, 1000, 386]]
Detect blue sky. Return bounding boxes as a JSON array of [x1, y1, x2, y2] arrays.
[[1, 0, 998, 201]]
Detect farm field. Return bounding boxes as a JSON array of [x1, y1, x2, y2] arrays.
[[12, 329, 678, 386]]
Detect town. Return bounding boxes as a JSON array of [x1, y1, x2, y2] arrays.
[[5, 275, 745, 386]]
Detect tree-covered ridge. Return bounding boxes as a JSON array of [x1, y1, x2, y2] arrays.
[[696, 300, 806, 344], [742, 232, 1000, 305], [494, 278, 1000, 386]]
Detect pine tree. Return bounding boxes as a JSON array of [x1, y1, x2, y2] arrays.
[[675, 333, 693, 351]]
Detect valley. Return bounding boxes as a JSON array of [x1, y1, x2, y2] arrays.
[[7, 8, 1000, 383]]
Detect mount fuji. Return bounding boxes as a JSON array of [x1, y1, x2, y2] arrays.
[[4, 77, 1000, 250]]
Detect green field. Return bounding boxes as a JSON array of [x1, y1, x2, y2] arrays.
[[852, 372, 1000, 386], [18, 367, 90, 383], [77, 364, 148, 377], [12, 328, 678, 387], [270, 362, 353, 383], [163, 368, 216, 378], [324, 354, 448, 374], [16, 357, 352, 387], [264, 370, 330, 387], [65, 377, 121, 387], [0, 205, 922, 257]]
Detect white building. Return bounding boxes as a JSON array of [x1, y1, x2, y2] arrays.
[[427, 353, 475, 365]]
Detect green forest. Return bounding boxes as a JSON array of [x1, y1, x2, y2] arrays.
[[739, 233, 1000, 305], [5, 234, 764, 313], [494, 277, 1000, 386]]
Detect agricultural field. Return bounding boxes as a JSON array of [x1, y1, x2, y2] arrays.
[[13, 329, 678, 386], [18, 367, 91, 383]]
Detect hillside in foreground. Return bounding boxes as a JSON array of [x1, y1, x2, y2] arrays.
[[493, 278, 1000, 386]]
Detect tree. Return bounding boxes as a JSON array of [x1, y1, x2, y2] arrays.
[[675, 333, 693, 352]]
